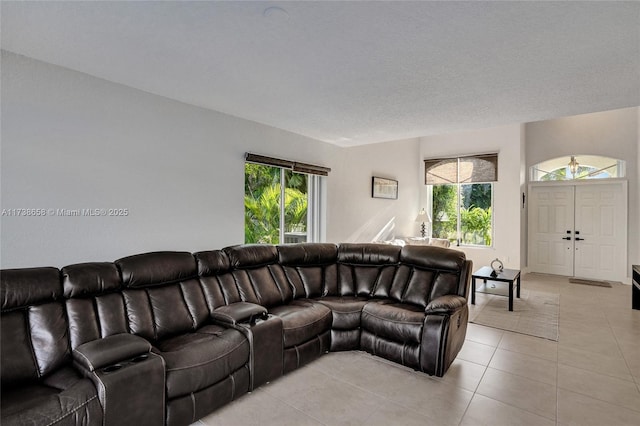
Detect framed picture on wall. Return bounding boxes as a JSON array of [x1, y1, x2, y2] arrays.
[[372, 176, 398, 199]]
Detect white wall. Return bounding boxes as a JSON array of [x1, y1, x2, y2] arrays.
[[3, 51, 636, 276], [1, 51, 340, 268], [525, 107, 639, 279], [326, 138, 421, 243], [419, 124, 524, 270]]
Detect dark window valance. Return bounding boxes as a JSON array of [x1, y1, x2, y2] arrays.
[[245, 153, 331, 176], [425, 153, 498, 185]]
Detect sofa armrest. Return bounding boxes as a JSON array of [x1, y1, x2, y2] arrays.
[[73, 333, 151, 372], [425, 295, 467, 315], [211, 302, 268, 325]]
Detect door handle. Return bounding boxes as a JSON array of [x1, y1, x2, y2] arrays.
[[562, 237, 572, 240], [575, 237, 584, 241]]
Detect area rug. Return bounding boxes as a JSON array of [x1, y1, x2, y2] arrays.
[[469, 289, 559, 341], [569, 277, 612, 288]]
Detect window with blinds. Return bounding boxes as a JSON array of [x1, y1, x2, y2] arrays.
[[424, 154, 497, 247], [244, 153, 329, 244], [425, 154, 498, 184]]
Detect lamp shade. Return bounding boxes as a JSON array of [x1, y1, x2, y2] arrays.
[[415, 208, 431, 223]]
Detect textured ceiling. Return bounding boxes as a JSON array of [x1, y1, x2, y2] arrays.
[[2, 1, 639, 146]]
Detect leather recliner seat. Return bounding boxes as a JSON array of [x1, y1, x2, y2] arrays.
[[1, 243, 471, 426], [1, 268, 103, 426], [114, 251, 251, 425]]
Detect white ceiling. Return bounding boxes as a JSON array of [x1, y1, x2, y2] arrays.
[[2, 1, 639, 146]]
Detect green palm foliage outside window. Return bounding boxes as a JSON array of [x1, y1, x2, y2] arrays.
[[245, 163, 308, 244]]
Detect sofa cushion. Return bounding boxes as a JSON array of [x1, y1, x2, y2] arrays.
[[62, 263, 129, 349], [337, 243, 401, 265], [1, 267, 68, 384], [361, 302, 425, 344], [1, 367, 102, 426], [277, 243, 338, 265], [224, 245, 293, 307], [278, 243, 339, 298], [1, 267, 62, 310], [313, 296, 369, 330], [224, 244, 278, 268], [400, 245, 467, 298], [62, 262, 121, 298], [1, 304, 69, 387], [337, 244, 400, 297], [269, 300, 332, 348], [154, 325, 249, 399], [116, 251, 197, 289]]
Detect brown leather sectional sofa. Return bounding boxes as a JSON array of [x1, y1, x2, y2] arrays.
[[1, 243, 472, 426]]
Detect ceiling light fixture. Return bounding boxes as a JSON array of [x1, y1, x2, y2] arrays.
[[263, 6, 289, 21], [568, 156, 579, 177]]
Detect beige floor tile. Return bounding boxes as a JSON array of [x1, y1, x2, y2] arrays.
[[198, 389, 324, 426], [606, 310, 640, 330], [313, 352, 422, 393], [460, 394, 555, 426], [498, 331, 558, 361], [364, 373, 473, 426], [618, 338, 640, 359], [267, 372, 386, 426], [262, 367, 334, 401], [557, 364, 640, 412], [558, 344, 633, 382], [430, 358, 486, 392], [476, 367, 556, 420], [488, 348, 557, 385], [557, 326, 623, 357], [611, 326, 640, 345], [559, 305, 607, 320], [361, 402, 434, 426], [457, 340, 497, 366], [466, 323, 504, 347], [558, 317, 611, 333], [557, 388, 640, 426]]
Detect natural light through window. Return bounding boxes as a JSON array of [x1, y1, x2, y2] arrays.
[[530, 155, 625, 181], [244, 153, 328, 244], [425, 154, 497, 247]]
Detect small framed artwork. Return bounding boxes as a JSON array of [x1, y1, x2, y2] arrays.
[[372, 176, 398, 199]]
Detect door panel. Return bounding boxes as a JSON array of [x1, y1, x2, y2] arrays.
[[574, 184, 626, 281], [528, 186, 574, 276]]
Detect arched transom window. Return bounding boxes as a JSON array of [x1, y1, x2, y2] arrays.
[[530, 155, 625, 181]]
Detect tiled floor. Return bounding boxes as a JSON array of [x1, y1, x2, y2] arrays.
[[196, 274, 640, 426]]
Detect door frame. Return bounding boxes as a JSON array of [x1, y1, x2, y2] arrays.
[[527, 179, 628, 283]]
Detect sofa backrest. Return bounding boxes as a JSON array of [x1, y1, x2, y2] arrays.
[[277, 243, 338, 298], [1, 267, 70, 387], [223, 245, 292, 308], [116, 251, 208, 342], [393, 245, 469, 307], [63, 262, 128, 349], [337, 244, 401, 297], [194, 249, 240, 310]]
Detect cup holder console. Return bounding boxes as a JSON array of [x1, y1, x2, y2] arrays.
[[101, 353, 150, 374], [132, 354, 149, 363], [102, 364, 123, 374]]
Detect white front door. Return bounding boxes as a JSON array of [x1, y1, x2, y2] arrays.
[[574, 183, 627, 281], [528, 185, 575, 276], [528, 181, 628, 282]]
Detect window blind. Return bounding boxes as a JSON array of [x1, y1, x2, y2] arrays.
[[245, 153, 331, 176], [425, 153, 498, 184]]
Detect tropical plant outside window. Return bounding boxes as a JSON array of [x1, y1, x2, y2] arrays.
[[426, 155, 497, 247], [432, 183, 493, 246], [244, 163, 309, 244], [530, 155, 625, 181]]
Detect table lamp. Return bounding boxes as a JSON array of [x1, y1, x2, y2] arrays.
[[415, 208, 431, 238]]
